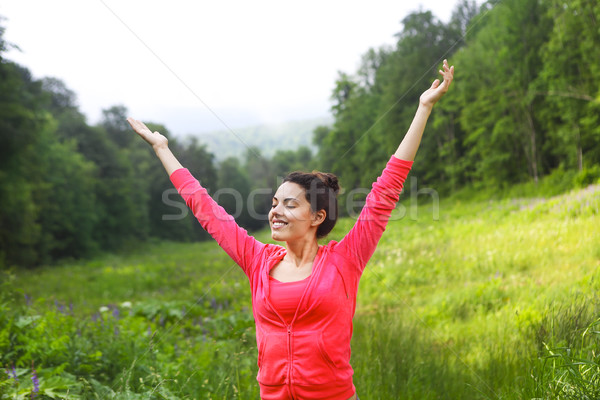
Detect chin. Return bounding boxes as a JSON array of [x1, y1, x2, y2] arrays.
[[271, 231, 285, 242]]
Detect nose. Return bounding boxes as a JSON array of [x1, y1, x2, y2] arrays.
[[270, 203, 282, 218]]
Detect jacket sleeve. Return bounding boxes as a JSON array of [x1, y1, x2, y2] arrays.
[[170, 168, 265, 277], [337, 156, 412, 273]]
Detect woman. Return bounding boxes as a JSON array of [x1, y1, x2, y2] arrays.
[[127, 60, 454, 400]]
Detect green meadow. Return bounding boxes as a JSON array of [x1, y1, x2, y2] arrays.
[[1, 183, 599, 399]]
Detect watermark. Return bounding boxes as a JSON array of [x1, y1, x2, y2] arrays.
[[161, 176, 440, 222]]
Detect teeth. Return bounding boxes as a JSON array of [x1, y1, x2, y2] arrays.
[[272, 222, 286, 227]]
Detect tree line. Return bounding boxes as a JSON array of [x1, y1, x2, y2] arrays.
[[1, 0, 599, 268]]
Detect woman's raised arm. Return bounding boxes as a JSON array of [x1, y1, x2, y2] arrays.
[[394, 59, 454, 161], [126, 117, 183, 175], [336, 60, 454, 273], [126, 117, 266, 276]]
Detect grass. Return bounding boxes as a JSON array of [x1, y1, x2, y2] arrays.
[[1, 182, 599, 399]]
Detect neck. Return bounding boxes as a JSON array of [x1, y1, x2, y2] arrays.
[[285, 236, 319, 267]]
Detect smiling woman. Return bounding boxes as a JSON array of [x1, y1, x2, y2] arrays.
[[127, 60, 453, 400]]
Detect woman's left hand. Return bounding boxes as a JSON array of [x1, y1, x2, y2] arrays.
[[419, 59, 454, 107]]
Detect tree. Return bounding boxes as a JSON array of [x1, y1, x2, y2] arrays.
[[216, 157, 258, 230], [538, 0, 600, 170], [0, 50, 99, 265], [101, 105, 135, 148], [374, 10, 463, 190], [33, 119, 98, 262], [271, 146, 314, 178], [0, 48, 50, 266], [454, 0, 552, 184]]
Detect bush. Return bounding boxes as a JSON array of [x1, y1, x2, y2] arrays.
[[573, 165, 600, 188]]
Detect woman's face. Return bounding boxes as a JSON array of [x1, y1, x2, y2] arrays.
[[269, 182, 322, 242]]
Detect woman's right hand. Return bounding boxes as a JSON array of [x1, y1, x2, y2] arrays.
[[126, 117, 169, 151]]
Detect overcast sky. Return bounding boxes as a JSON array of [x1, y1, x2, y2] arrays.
[[1, 1, 464, 135]]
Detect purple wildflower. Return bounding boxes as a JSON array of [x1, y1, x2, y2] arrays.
[[10, 365, 18, 381], [147, 325, 152, 337], [114, 326, 119, 336], [24, 294, 32, 306], [31, 363, 39, 399], [69, 302, 74, 315], [112, 307, 120, 319], [55, 300, 65, 314]]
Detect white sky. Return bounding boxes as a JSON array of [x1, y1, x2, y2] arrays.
[[1, 0, 462, 135]]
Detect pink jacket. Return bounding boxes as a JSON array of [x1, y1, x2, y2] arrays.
[[170, 156, 412, 400]]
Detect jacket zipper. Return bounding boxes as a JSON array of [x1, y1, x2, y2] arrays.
[[287, 324, 294, 399]]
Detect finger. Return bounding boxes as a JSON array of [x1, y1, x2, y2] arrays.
[[126, 117, 138, 129], [440, 65, 454, 79], [127, 117, 140, 128], [128, 118, 151, 137], [132, 119, 148, 132], [431, 79, 440, 89]]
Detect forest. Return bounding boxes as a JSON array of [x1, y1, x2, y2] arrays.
[[0, 0, 598, 269]]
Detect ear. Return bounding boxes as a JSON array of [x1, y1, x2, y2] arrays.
[[311, 209, 326, 226]]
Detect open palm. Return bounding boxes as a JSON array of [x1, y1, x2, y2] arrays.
[[420, 59, 454, 107], [126, 117, 169, 150]]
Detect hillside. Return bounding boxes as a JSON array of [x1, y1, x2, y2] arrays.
[[192, 116, 332, 161]]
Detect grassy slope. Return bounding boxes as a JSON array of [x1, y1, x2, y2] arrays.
[[348, 185, 600, 398], [4, 184, 600, 399]]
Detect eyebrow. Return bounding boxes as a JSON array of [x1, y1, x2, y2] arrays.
[[272, 196, 300, 203]]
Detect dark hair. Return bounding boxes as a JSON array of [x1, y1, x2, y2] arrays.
[[283, 171, 340, 239]]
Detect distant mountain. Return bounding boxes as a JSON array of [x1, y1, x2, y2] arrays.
[[191, 116, 332, 161]]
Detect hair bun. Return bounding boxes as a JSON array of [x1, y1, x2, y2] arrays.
[[314, 172, 340, 194]]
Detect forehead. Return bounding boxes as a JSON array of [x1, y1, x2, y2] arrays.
[[273, 181, 306, 201]]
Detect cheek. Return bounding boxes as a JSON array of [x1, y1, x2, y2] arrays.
[[291, 209, 313, 224]]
